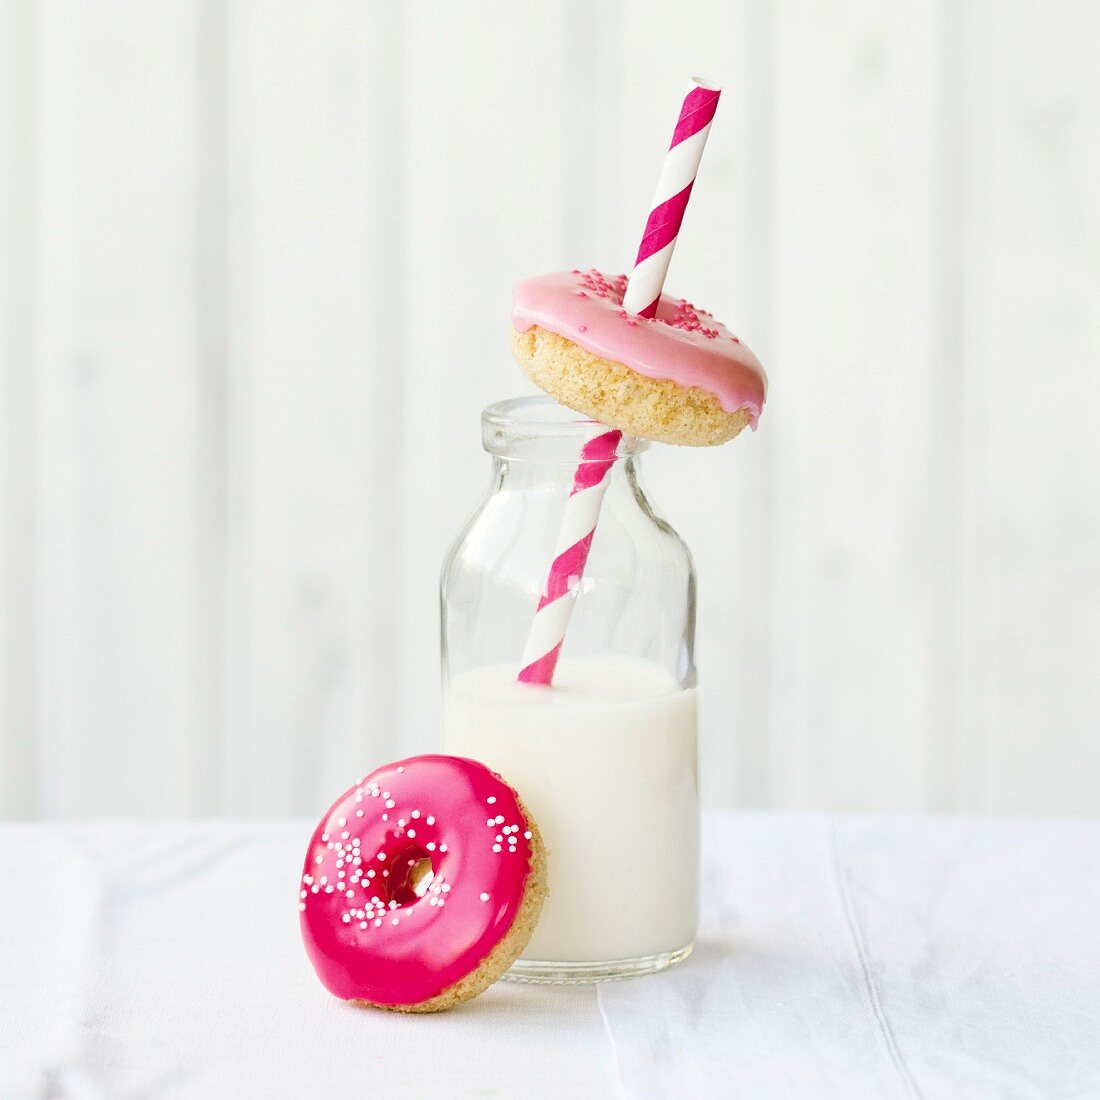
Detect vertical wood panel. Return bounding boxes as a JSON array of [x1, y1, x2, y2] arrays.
[[32, 0, 207, 816], [768, 0, 944, 810], [975, 0, 1100, 813], [924, 0, 997, 812], [190, 0, 230, 814], [222, 1, 406, 815], [0, 1, 39, 816]]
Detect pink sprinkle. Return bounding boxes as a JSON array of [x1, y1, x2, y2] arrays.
[[578, 324, 587, 333]]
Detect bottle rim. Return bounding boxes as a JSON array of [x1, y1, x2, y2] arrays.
[[481, 395, 649, 460]]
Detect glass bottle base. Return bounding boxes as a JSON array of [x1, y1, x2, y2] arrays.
[[502, 943, 693, 985]]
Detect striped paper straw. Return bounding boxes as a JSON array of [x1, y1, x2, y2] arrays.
[[621, 78, 722, 318], [516, 428, 621, 684], [517, 78, 720, 686]]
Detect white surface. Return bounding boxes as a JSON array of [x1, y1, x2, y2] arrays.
[[3, 1, 1100, 818], [2, 813, 1098, 1099]]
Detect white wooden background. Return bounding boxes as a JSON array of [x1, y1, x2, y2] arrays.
[[2, 0, 1099, 819]]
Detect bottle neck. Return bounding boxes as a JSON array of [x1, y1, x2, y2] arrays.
[[482, 396, 648, 461], [490, 452, 642, 494]]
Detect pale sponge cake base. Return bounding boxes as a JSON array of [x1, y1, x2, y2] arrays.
[[511, 325, 750, 447], [354, 797, 548, 1014]]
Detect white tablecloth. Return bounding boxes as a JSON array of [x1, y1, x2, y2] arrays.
[[2, 814, 1098, 1099]]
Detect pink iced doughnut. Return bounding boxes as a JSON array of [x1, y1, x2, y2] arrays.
[[299, 755, 547, 1013], [511, 269, 767, 446]]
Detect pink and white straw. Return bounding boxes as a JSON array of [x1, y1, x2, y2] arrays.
[[621, 78, 722, 319], [517, 428, 621, 684], [517, 78, 721, 686]]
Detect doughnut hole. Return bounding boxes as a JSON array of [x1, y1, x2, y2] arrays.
[[385, 841, 434, 906]]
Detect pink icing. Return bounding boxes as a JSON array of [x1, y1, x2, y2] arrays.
[[299, 755, 536, 1006], [512, 269, 767, 427]]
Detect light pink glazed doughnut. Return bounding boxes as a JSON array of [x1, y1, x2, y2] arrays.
[[299, 755, 547, 1013], [511, 269, 767, 446]]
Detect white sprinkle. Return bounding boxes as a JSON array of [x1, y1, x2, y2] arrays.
[[411, 810, 420, 818], [397, 766, 405, 773], [429, 897, 438, 907], [367, 869, 376, 878], [385, 799, 396, 809], [339, 818, 347, 826], [495, 835, 503, 843], [342, 914, 351, 923], [381, 814, 388, 821], [439, 844, 447, 852], [391, 917, 400, 926], [298, 902, 306, 911], [441, 883, 451, 893], [360, 921, 368, 929], [486, 796, 497, 805], [397, 819, 406, 827], [374, 918, 382, 927], [299, 890, 307, 899], [315, 855, 323, 864], [426, 815, 435, 825], [492, 844, 502, 852], [407, 829, 416, 838], [356, 809, 364, 817], [310, 885, 320, 893], [426, 842, 436, 852], [382, 791, 390, 799], [480, 893, 490, 902], [487, 818, 496, 827], [341, 831, 349, 840], [321, 832, 329, 842], [495, 815, 505, 825], [346, 890, 354, 898], [377, 852, 386, 861], [524, 831, 532, 840]]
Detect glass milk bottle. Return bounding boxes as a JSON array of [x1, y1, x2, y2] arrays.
[[441, 395, 698, 983]]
